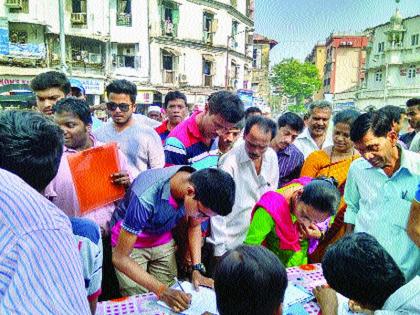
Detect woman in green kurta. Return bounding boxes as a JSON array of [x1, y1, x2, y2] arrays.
[[244, 177, 340, 267]]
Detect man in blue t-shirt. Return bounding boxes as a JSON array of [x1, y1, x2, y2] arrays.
[[112, 166, 235, 313]]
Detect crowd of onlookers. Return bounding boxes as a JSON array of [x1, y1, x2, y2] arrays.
[[0, 70, 419, 315]]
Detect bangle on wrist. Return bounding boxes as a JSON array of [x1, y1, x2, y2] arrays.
[[155, 284, 168, 299]]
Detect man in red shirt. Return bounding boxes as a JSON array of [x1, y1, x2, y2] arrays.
[[155, 91, 188, 143]]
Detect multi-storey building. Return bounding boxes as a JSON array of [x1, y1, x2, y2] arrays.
[[356, 10, 420, 109], [251, 33, 277, 103], [305, 41, 326, 101], [323, 33, 368, 99], [148, 0, 254, 105], [0, 0, 254, 106]]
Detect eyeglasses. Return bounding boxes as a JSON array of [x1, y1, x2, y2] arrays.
[[106, 102, 131, 112]]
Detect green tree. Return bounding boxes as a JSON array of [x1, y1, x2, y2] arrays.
[[271, 58, 321, 111]]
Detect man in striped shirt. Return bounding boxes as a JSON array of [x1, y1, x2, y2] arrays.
[[0, 111, 90, 314], [271, 112, 305, 188], [164, 90, 245, 170]]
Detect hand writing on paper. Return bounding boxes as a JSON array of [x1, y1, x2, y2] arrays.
[[111, 171, 130, 188], [313, 285, 338, 315], [160, 288, 191, 313], [192, 270, 214, 290]]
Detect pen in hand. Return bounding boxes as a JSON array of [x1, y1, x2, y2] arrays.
[[175, 277, 186, 293]]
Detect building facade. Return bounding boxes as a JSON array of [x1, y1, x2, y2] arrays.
[[0, 0, 254, 106], [148, 0, 254, 105], [323, 33, 368, 100], [305, 41, 326, 101], [251, 33, 277, 103], [355, 10, 420, 109]]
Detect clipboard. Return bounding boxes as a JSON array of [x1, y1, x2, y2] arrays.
[[68, 142, 125, 214]]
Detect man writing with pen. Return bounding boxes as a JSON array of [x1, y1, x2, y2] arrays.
[[112, 166, 235, 312]]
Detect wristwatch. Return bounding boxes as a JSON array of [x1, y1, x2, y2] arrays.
[[192, 263, 206, 274]]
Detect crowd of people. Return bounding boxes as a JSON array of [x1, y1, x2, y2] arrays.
[[0, 70, 419, 315]]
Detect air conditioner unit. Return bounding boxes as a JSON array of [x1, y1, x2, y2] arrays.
[[89, 53, 102, 64], [5, 0, 22, 9], [347, 41, 353, 46], [178, 73, 188, 82], [71, 12, 87, 25], [340, 41, 346, 46]]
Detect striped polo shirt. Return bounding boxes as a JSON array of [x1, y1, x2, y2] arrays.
[[164, 111, 219, 170], [0, 168, 90, 314]]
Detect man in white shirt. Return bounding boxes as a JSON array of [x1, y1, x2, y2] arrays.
[[209, 116, 279, 258], [294, 100, 333, 158]]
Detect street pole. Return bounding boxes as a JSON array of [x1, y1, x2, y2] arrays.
[[225, 35, 230, 89], [58, 0, 67, 74]]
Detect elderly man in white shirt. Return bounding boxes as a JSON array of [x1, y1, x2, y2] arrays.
[[208, 116, 279, 258], [294, 100, 333, 158]]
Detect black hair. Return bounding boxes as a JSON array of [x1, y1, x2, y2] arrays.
[[378, 105, 405, 124], [234, 118, 245, 130], [0, 110, 64, 192], [277, 112, 304, 133], [244, 115, 277, 140], [106, 79, 137, 104], [53, 97, 93, 125], [406, 98, 420, 107], [322, 233, 405, 310], [300, 177, 340, 216], [189, 168, 235, 216], [245, 106, 262, 119], [350, 111, 393, 142], [164, 91, 187, 109], [30, 71, 71, 95], [207, 91, 245, 123], [214, 245, 288, 315], [333, 109, 360, 127]]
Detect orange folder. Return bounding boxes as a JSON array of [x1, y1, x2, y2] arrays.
[[68, 142, 125, 214]]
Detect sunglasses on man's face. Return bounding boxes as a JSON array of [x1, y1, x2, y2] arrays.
[[106, 102, 131, 112]]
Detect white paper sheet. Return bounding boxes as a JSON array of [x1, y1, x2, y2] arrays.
[[157, 281, 219, 315], [283, 283, 313, 308]]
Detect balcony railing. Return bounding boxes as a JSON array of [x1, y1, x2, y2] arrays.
[[71, 12, 87, 25], [203, 75, 213, 87], [5, 0, 23, 8], [163, 70, 175, 84], [117, 13, 132, 26], [203, 32, 214, 45]]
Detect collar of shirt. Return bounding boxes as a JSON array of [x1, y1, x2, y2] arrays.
[[64, 133, 98, 153], [156, 120, 169, 134], [360, 145, 418, 176], [278, 144, 294, 156], [381, 276, 420, 311], [238, 141, 273, 183]]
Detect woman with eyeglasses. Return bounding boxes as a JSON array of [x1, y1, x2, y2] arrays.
[[300, 109, 360, 262], [244, 177, 340, 267]]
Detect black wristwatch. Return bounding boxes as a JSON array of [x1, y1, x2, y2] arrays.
[[192, 263, 206, 274]]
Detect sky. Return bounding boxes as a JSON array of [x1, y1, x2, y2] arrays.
[[255, 0, 420, 65]]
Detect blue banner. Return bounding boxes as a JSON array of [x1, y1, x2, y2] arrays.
[[0, 28, 9, 56]]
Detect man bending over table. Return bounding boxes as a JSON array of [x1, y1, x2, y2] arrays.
[[112, 166, 235, 313]]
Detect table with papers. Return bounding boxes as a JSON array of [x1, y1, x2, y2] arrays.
[[95, 264, 327, 315]]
